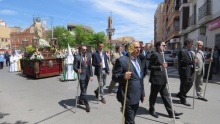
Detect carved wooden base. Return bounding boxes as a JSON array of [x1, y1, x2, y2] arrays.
[[21, 58, 64, 78]]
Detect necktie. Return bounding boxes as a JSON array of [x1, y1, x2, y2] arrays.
[[84, 56, 87, 66], [133, 58, 141, 78]]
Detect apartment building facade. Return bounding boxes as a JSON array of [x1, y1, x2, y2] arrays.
[[0, 19, 19, 51], [156, 0, 181, 51], [186, 0, 220, 48], [155, 0, 220, 51], [154, 3, 164, 43]]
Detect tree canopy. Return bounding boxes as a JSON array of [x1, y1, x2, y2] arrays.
[[47, 25, 109, 50]]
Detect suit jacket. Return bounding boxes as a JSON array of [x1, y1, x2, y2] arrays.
[[92, 50, 110, 76], [195, 50, 204, 75], [148, 50, 167, 85], [112, 55, 147, 105], [73, 54, 93, 81], [139, 49, 148, 68], [111, 52, 123, 72], [178, 48, 194, 76]]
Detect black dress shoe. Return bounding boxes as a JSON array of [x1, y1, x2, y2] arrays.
[[85, 105, 91, 112], [198, 97, 208, 102], [174, 112, 183, 116], [181, 101, 191, 106], [101, 98, 106, 104], [149, 111, 159, 118], [169, 115, 180, 119], [94, 90, 98, 99]]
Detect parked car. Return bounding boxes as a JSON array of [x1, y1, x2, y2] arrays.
[[164, 50, 174, 65]]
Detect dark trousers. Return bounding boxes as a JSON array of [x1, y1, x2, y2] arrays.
[[178, 73, 193, 102], [204, 64, 212, 80], [79, 77, 89, 106], [6, 59, 10, 66], [121, 103, 139, 124], [149, 84, 173, 115], [0, 62, 3, 69]]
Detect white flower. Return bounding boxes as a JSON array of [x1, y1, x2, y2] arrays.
[[39, 39, 50, 48], [30, 52, 44, 60], [55, 52, 65, 58]]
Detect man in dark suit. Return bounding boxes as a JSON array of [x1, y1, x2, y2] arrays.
[[176, 39, 197, 106], [139, 41, 148, 68], [92, 41, 110, 104], [122, 44, 128, 56], [112, 41, 147, 124], [4, 51, 10, 66], [148, 41, 182, 119], [74, 45, 93, 112]]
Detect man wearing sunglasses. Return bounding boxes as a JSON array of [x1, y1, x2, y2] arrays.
[[73, 45, 94, 112], [148, 41, 182, 119]]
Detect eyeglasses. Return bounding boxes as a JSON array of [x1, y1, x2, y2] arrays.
[[198, 45, 203, 46], [82, 49, 87, 51], [162, 45, 166, 47]]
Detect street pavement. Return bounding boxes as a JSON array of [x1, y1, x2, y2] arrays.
[[0, 65, 220, 124]]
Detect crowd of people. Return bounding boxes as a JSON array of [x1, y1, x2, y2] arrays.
[[1, 39, 219, 124], [72, 40, 219, 124], [0, 50, 23, 72]]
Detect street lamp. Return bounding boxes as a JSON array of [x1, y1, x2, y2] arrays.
[[106, 27, 115, 57]]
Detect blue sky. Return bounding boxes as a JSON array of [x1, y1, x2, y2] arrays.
[[0, 0, 163, 43]]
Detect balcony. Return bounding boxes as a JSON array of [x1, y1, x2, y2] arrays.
[[167, 26, 179, 41], [198, 1, 211, 20], [167, 11, 179, 28], [188, 14, 196, 26], [187, 14, 197, 32]]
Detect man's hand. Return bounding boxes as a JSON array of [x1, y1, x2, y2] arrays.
[[90, 77, 93, 81], [194, 59, 198, 63], [209, 58, 213, 62], [78, 69, 82, 74], [141, 97, 145, 103], [107, 71, 110, 75], [162, 62, 167, 69], [124, 71, 132, 80], [99, 63, 102, 67]]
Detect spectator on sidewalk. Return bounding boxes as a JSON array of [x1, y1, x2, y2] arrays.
[[4, 51, 10, 66], [213, 46, 219, 74], [0, 52, 5, 69], [204, 48, 213, 81]]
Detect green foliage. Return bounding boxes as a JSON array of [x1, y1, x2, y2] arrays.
[[74, 26, 94, 45], [47, 26, 74, 49], [46, 25, 107, 50], [25, 45, 35, 53]]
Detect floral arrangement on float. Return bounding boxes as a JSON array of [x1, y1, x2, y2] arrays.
[[30, 50, 44, 60], [39, 39, 50, 48], [54, 50, 66, 58]]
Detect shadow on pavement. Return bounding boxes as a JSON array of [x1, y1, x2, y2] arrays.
[[0, 112, 10, 119], [1, 112, 28, 124], [136, 115, 169, 124]]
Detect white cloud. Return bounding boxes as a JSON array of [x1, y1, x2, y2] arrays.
[[87, 0, 157, 42], [0, 10, 17, 15]]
